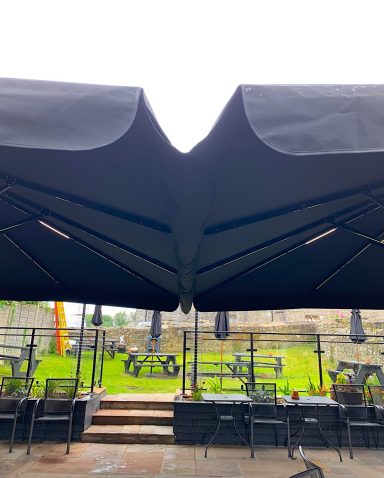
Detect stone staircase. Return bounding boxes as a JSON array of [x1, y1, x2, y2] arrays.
[[82, 394, 175, 444]]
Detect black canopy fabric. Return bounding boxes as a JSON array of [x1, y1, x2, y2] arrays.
[[349, 309, 366, 344], [0, 78, 180, 311], [149, 310, 162, 338], [193, 85, 384, 311], [91, 304, 103, 327], [214, 311, 230, 339], [2, 79, 384, 313]]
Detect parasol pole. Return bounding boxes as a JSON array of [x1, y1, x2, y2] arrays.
[[75, 303, 87, 380]]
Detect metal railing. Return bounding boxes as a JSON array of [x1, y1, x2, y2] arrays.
[[182, 330, 384, 394], [0, 326, 107, 392]]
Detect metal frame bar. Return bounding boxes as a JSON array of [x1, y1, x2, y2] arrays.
[[197, 205, 382, 297], [315, 226, 384, 291], [0, 173, 172, 233], [6, 191, 176, 274], [0, 213, 46, 234], [198, 196, 383, 276], [3, 234, 61, 284], [204, 181, 384, 235], [0, 193, 175, 295]]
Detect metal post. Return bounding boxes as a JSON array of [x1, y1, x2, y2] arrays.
[[26, 328, 35, 378], [192, 310, 199, 388], [98, 330, 106, 387], [250, 333, 255, 382], [182, 331, 187, 394], [90, 328, 99, 393], [75, 303, 86, 379], [315, 334, 324, 387]]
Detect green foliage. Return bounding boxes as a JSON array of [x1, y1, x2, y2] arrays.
[[206, 376, 222, 394], [48, 337, 57, 355], [30, 381, 46, 398], [2, 378, 28, 398], [278, 379, 290, 395], [113, 311, 129, 327], [191, 382, 204, 401], [335, 373, 349, 385]]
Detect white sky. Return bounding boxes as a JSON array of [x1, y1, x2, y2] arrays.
[[2, 0, 384, 320]]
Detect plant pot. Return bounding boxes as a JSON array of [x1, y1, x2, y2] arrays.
[[335, 391, 363, 405]]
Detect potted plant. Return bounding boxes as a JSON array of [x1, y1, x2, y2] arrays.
[[332, 373, 363, 405], [306, 375, 328, 396]]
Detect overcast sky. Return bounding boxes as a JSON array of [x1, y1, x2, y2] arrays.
[[1, 0, 383, 320]]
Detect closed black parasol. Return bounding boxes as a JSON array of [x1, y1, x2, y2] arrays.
[[91, 304, 103, 327], [349, 309, 366, 344], [214, 311, 230, 387], [150, 310, 162, 338], [214, 311, 230, 339]]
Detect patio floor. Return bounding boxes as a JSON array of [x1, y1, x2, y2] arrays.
[[1, 442, 384, 477]]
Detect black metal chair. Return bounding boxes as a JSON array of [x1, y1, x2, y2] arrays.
[[245, 382, 291, 458], [0, 376, 34, 453], [27, 378, 79, 455], [289, 446, 325, 477], [333, 384, 384, 459]]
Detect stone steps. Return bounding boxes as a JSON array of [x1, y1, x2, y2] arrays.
[[92, 409, 173, 426], [82, 424, 174, 444], [82, 394, 175, 444], [100, 394, 174, 411]]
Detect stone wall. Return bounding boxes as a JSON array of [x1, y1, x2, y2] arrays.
[[0, 303, 55, 355], [111, 307, 384, 357]]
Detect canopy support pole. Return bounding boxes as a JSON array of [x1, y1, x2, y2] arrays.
[[192, 310, 199, 388]]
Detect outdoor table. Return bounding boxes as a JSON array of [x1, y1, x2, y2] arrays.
[[283, 395, 342, 461], [123, 352, 180, 377], [329, 360, 384, 385], [232, 353, 285, 378], [202, 393, 252, 458]]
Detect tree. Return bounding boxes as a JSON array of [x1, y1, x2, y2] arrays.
[[113, 311, 129, 327]]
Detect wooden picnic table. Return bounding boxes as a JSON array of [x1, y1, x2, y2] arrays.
[[232, 353, 285, 378], [68, 338, 119, 358], [188, 360, 253, 385], [0, 343, 40, 377], [328, 359, 384, 385], [122, 352, 180, 377]]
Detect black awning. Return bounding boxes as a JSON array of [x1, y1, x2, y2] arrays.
[[193, 85, 384, 311], [2, 80, 384, 313]]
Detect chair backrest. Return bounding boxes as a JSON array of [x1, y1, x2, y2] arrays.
[[146, 336, 161, 353], [299, 447, 325, 478], [368, 385, 384, 420], [43, 378, 79, 414], [332, 383, 367, 419], [289, 469, 324, 478], [0, 376, 34, 413], [246, 382, 277, 417]]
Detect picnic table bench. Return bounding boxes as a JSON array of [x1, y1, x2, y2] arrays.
[[122, 352, 180, 377], [232, 353, 285, 378], [187, 361, 253, 385], [68, 338, 118, 358], [0, 343, 40, 377], [328, 359, 384, 385]]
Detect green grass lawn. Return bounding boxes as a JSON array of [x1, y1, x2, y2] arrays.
[[0, 343, 344, 395]]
